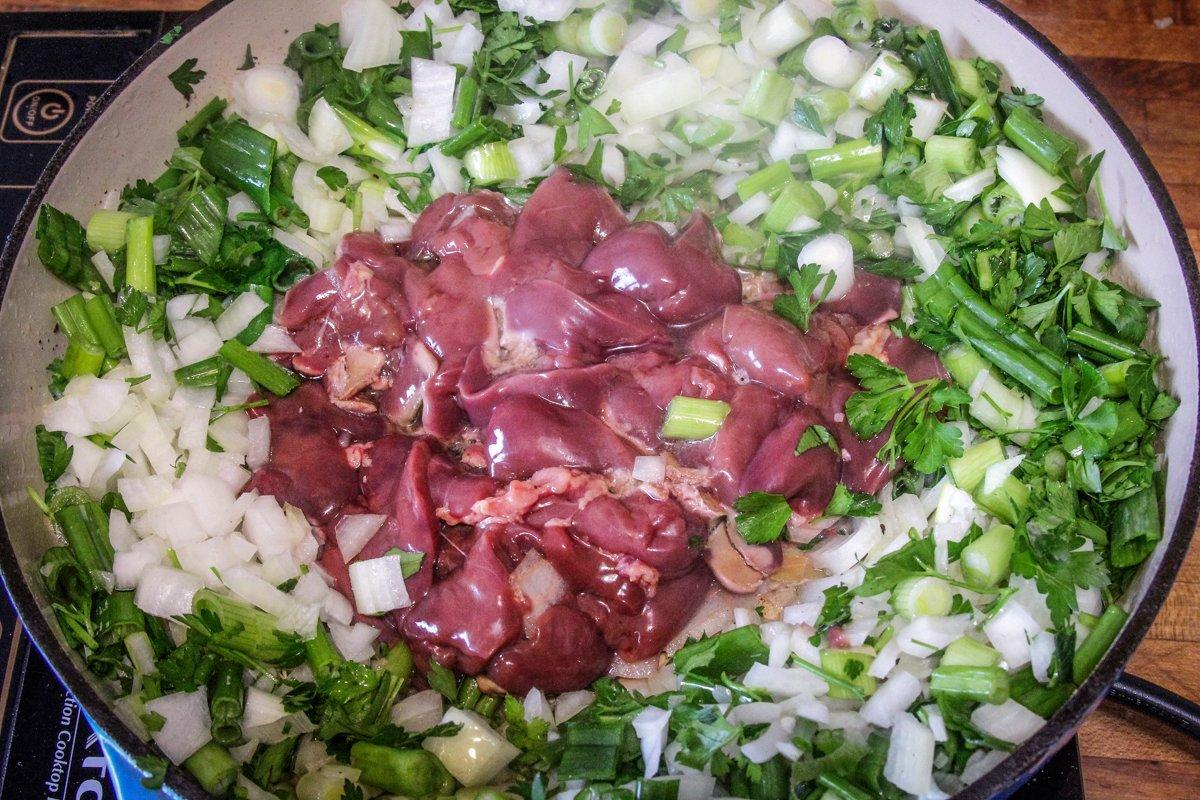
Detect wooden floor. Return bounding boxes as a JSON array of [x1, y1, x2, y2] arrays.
[[0, 0, 1197, 797]]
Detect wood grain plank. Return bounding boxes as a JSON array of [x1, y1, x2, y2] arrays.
[[1079, 703, 1200, 763], [1082, 756, 1200, 800], [1002, 0, 1195, 25], [1148, 580, 1200, 642], [1009, 14, 1200, 63]]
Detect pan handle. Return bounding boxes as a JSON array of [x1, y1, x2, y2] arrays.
[[1109, 672, 1200, 739]]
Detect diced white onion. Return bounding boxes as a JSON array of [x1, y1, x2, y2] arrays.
[[632, 706, 670, 779], [901, 215, 946, 276], [422, 708, 520, 787], [497, 0, 576, 22], [554, 690, 594, 725], [243, 687, 288, 729], [216, 292, 268, 340], [910, 95, 949, 141], [944, 168, 998, 203], [335, 514, 387, 562], [618, 60, 703, 124], [884, 714, 936, 796], [860, 670, 923, 728], [234, 64, 301, 121], [134, 565, 203, 618], [971, 699, 1045, 745], [743, 663, 828, 698], [729, 192, 772, 225], [340, 0, 403, 72], [248, 324, 301, 354], [392, 689, 444, 733], [632, 455, 667, 483], [328, 621, 380, 663], [407, 58, 457, 147], [348, 553, 413, 615], [984, 600, 1043, 669], [146, 690, 211, 764]]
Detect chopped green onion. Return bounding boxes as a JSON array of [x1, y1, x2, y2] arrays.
[[1099, 359, 1137, 396], [464, 141, 519, 185], [192, 589, 297, 663], [740, 70, 794, 125], [660, 396, 732, 440], [1066, 324, 1143, 362], [577, 9, 628, 58], [796, 88, 849, 129], [85, 210, 133, 253], [52, 294, 100, 347], [176, 96, 228, 145], [941, 636, 1002, 668], [1110, 486, 1161, 568], [930, 665, 1010, 704], [950, 58, 986, 99], [892, 575, 952, 619], [960, 524, 1015, 588], [806, 138, 884, 181], [209, 660, 245, 747], [721, 222, 766, 250], [350, 743, 453, 797], [816, 772, 874, 800], [849, 52, 915, 112], [831, 0, 878, 42], [819, 648, 878, 699], [53, 495, 113, 574], [1003, 106, 1078, 176], [63, 338, 106, 379], [332, 104, 406, 161], [762, 181, 826, 233], [451, 74, 479, 130], [925, 135, 978, 175], [1073, 604, 1128, 681], [218, 339, 300, 396], [686, 117, 735, 148], [201, 120, 275, 211], [183, 742, 239, 797], [304, 623, 343, 681], [947, 438, 1004, 493], [954, 307, 1062, 403], [124, 216, 156, 295], [174, 355, 227, 387], [83, 294, 126, 358], [973, 474, 1028, 525], [737, 161, 793, 202]]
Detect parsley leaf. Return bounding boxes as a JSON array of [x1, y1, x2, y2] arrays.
[[856, 535, 936, 596], [167, 57, 205, 101], [792, 98, 825, 135], [823, 484, 882, 517], [134, 754, 168, 790], [844, 354, 968, 472], [674, 625, 769, 678], [773, 263, 834, 332], [316, 165, 349, 192], [734, 492, 792, 544], [866, 91, 914, 148], [795, 424, 837, 455], [814, 585, 852, 636], [35, 425, 72, 483]]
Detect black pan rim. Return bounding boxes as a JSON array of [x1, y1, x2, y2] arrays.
[[0, 2, 1196, 798]]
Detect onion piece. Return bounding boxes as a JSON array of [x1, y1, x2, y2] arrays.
[[348, 553, 413, 615], [146, 690, 212, 764], [631, 706, 670, 779], [884, 714, 936, 796], [335, 514, 387, 562], [392, 689, 444, 733]]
